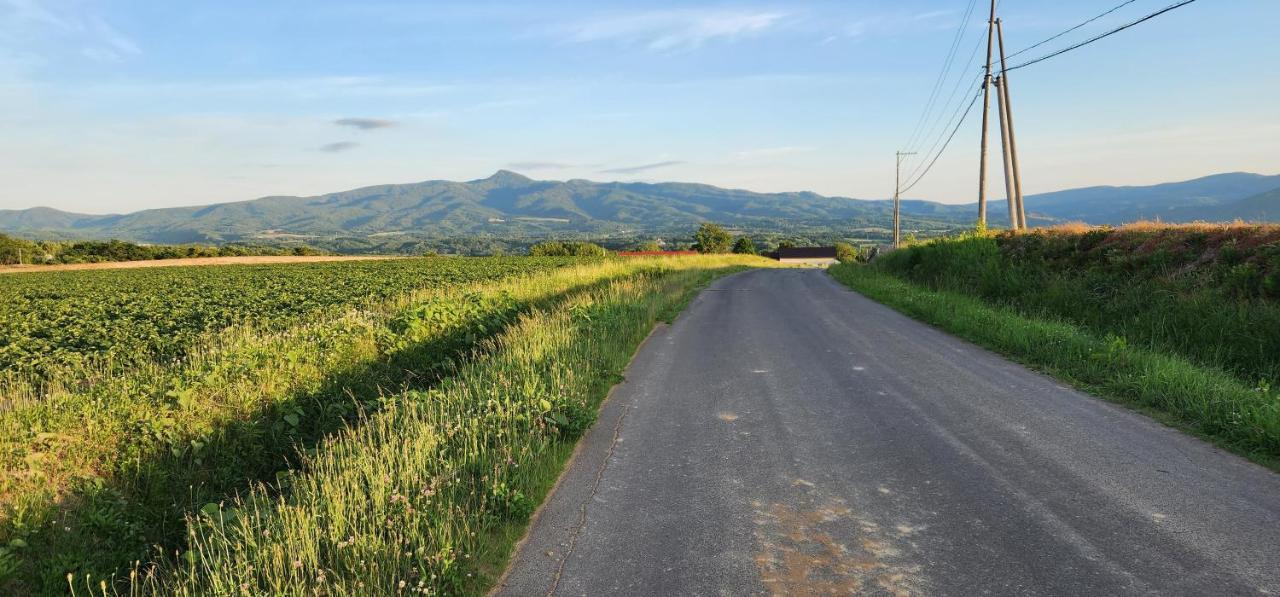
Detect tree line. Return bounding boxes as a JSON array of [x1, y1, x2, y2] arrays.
[[2, 225, 881, 264], [0, 234, 324, 266], [526, 223, 876, 262]]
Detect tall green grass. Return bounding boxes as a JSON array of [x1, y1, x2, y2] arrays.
[[2, 264, 590, 592], [831, 232, 1280, 468], [62, 258, 753, 595], [875, 228, 1280, 385], [1, 256, 765, 594]]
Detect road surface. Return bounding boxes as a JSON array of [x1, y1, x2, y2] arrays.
[[495, 268, 1280, 596]]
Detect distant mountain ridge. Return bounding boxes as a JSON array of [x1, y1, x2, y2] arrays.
[[2, 171, 1277, 244], [1020, 172, 1280, 224]]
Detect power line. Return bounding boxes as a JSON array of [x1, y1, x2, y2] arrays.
[[901, 32, 987, 182], [902, 72, 983, 184], [1006, 0, 1199, 72], [902, 7, 992, 175], [900, 87, 983, 194], [1004, 0, 1140, 62], [903, 0, 979, 152], [902, 0, 982, 153]]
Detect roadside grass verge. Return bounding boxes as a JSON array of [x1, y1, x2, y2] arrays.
[[79, 258, 759, 595], [4, 266, 612, 593], [878, 227, 1280, 384], [0, 256, 761, 593], [829, 264, 1280, 470]]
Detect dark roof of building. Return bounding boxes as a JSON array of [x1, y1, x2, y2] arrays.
[[775, 246, 837, 259]]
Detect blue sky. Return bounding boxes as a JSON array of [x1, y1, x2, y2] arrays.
[[1, 0, 1277, 213]]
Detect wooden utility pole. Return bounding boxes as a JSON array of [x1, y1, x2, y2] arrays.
[[995, 76, 1018, 229], [995, 18, 1026, 230], [977, 0, 997, 227], [894, 150, 916, 249]]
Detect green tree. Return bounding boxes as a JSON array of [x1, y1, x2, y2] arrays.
[[634, 240, 663, 252], [0, 234, 36, 265], [835, 242, 857, 263], [693, 223, 732, 254], [776, 239, 797, 250], [732, 237, 757, 255]]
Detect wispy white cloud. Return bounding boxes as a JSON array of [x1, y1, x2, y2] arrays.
[[0, 1, 141, 63], [732, 146, 817, 160], [83, 76, 456, 102], [600, 160, 684, 174], [507, 161, 574, 170], [465, 97, 537, 112], [845, 9, 958, 39], [81, 17, 141, 62], [911, 10, 956, 22], [558, 9, 786, 52]]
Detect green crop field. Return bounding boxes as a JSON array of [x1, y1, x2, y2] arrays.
[[0, 257, 580, 387], [0, 254, 768, 595]]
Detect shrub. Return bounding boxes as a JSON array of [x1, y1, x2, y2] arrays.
[[834, 242, 857, 263], [528, 241, 608, 257]]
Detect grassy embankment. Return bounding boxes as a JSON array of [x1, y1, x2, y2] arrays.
[[830, 223, 1280, 468], [0, 255, 770, 595]]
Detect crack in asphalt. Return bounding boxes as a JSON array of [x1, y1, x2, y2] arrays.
[[545, 402, 631, 597]]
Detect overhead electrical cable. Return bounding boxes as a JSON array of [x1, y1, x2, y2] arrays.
[[901, 30, 989, 182], [1005, 0, 1199, 72], [900, 87, 983, 194], [902, 0, 982, 154], [1003, 0, 1140, 61]]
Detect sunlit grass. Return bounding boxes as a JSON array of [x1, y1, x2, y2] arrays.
[[0, 254, 770, 594], [830, 263, 1280, 470]]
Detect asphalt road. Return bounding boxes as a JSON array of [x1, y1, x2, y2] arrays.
[[494, 268, 1280, 596]]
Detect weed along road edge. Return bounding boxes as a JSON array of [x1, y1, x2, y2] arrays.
[[494, 268, 1280, 596]]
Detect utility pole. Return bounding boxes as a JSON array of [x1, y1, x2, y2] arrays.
[[977, 0, 997, 227], [894, 151, 917, 249], [996, 18, 1026, 230], [995, 76, 1018, 229]]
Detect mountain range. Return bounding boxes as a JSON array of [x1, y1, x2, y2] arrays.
[[2, 171, 1277, 245]]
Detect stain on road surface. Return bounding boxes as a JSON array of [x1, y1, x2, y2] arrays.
[[752, 486, 923, 596]]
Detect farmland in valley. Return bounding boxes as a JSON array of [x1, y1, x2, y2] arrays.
[[0, 254, 768, 594]]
